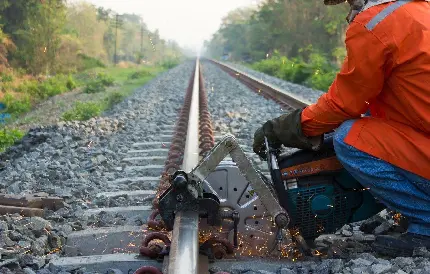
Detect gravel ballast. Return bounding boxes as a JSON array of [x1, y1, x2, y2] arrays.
[[0, 60, 427, 274]]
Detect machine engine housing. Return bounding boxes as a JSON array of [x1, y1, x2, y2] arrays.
[[275, 136, 385, 240]]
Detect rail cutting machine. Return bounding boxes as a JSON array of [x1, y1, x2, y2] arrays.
[[157, 133, 385, 257]]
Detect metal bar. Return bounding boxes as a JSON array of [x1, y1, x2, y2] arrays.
[[208, 59, 311, 109], [182, 59, 200, 173], [168, 211, 200, 274], [192, 134, 288, 227], [168, 58, 200, 274]]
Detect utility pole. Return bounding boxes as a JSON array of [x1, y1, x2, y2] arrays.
[[140, 25, 144, 62], [114, 14, 119, 65]]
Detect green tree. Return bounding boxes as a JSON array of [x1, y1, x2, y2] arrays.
[[0, 0, 184, 73], [0, 27, 16, 68], [205, 0, 349, 64], [66, 2, 108, 61], [15, 0, 66, 74]]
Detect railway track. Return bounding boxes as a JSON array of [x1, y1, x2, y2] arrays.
[[1, 59, 426, 274], [39, 58, 312, 274]]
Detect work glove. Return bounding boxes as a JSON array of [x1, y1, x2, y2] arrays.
[[253, 120, 283, 159], [253, 108, 323, 159]]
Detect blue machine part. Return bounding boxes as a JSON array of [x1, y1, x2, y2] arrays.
[[275, 135, 385, 240], [285, 169, 384, 239], [311, 194, 334, 217]]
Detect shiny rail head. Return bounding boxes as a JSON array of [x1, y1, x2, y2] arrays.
[[168, 58, 202, 274], [208, 58, 312, 107]]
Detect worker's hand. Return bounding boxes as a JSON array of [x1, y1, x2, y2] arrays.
[[253, 122, 282, 159], [253, 109, 323, 158]]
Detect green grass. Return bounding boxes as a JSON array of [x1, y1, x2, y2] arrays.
[[61, 101, 103, 121], [77, 54, 106, 71], [99, 67, 160, 108], [2, 93, 32, 115], [0, 64, 166, 152], [17, 74, 77, 99], [83, 73, 115, 94], [96, 66, 162, 83], [0, 128, 25, 152], [61, 65, 164, 121]]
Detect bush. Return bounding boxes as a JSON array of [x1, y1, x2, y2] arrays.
[[304, 52, 337, 90], [128, 70, 152, 80], [274, 58, 296, 81], [3, 93, 31, 115], [0, 82, 13, 92], [306, 70, 337, 91], [97, 73, 114, 86], [105, 91, 125, 108], [253, 56, 312, 84], [252, 57, 282, 76], [83, 73, 115, 94], [77, 54, 106, 71], [288, 59, 313, 84], [251, 50, 338, 91], [61, 101, 102, 121], [84, 81, 106, 93], [18, 74, 77, 99], [0, 74, 13, 83], [66, 75, 77, 90], [160, 59, 180, 69], [0, 128, 25, 152]]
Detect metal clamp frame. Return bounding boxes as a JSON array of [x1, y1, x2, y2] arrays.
[[190, 134, 290, 228]]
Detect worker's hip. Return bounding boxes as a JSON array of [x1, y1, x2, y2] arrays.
[[336, 118, 430, 180]]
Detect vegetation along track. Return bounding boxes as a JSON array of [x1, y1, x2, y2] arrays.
[[1, 59, 429, 274]]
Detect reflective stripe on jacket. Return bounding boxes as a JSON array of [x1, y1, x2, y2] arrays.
[[301, 0, 430, 179]]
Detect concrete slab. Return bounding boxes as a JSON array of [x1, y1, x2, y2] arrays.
[[127, 148, 169, 157], [50, 254, 297, 273], [83, 205, 152, 219], [64, 225, 146, 256], [111, 176, 160, 185], [96, 190, 156, 198], [49, 253, 162, 273], [132, 142, 170, 149], [122, 156, 166, 165], [124, 165, 164, 173], [160, 124, 175, 129]]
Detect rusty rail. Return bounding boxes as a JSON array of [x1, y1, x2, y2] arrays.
[[198, 64, 215, 157], [167, 58, 201, 274], [208, 59, 310, 110], [137, 58, 215, 274], [151, 65, 196, 211]]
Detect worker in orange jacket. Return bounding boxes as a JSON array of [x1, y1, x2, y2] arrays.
[[253, 0, 430, 257]]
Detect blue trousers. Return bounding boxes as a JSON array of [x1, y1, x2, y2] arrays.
[[333, 120, 430, 236]]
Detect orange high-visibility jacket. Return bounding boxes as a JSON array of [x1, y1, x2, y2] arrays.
[[301, 0, 430, 179]]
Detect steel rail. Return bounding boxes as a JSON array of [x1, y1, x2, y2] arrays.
[[208, 59, 311, 109], [168, 58, 201, 274]]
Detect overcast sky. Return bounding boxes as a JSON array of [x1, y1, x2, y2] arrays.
[[80, 0, 259, 52]]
